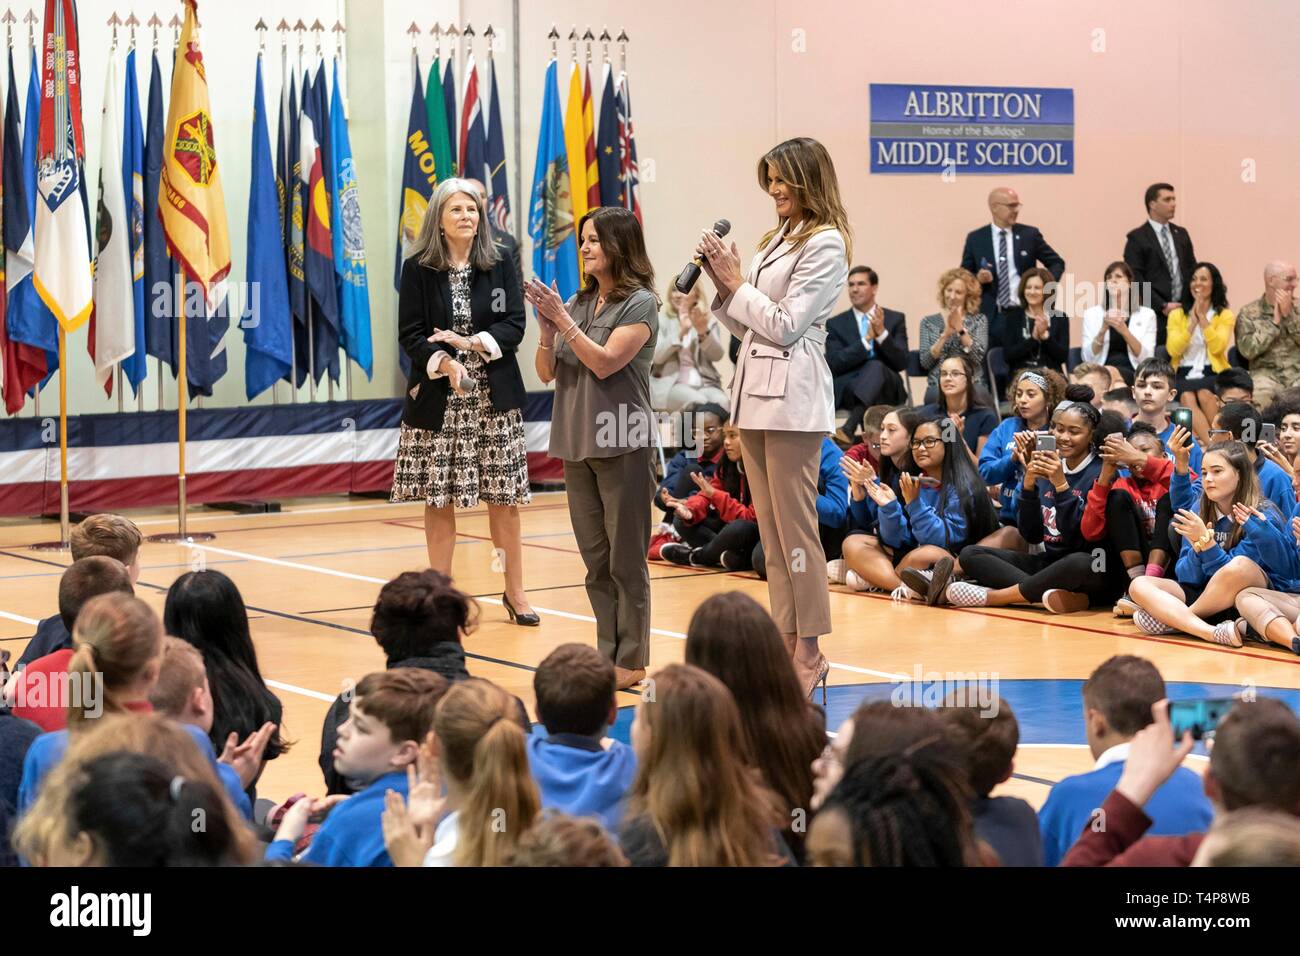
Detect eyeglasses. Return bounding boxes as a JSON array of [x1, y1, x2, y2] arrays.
[[910, 437, 943, 450], [697, 426, 722, 436], [938, 371, 968, 380], [1208, 428, 1233, 440]]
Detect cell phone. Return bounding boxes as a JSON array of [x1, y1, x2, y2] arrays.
[[1036, 433, 1057, 453], [1169, 697, 1236, 741], [918, 476, 941, 488], [1170, 406, 1194, 432], [1260, 422, 1278, 446]]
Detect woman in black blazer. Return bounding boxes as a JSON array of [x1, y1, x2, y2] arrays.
[[1001, 267, 1069, 376], [393, 178, 538, 626]]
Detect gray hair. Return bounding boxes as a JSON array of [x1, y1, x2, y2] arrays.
[[411, 177, 501, 272]]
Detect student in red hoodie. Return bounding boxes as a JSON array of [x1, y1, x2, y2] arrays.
[[1062, 696, 1300, 867], [1081, 419, 1184, 615], [659, 424, 759, 570]]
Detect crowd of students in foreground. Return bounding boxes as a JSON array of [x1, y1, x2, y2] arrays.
[[652, 356, 1300, 657], [2, 516, 1299, 866]]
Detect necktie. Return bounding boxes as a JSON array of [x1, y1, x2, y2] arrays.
[[1160, 226, 1182, 301], [861, 312, 874, 357], [996, 230, 1012, 309]]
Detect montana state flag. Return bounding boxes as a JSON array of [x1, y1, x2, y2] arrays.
[[159, 0, 230, 309]]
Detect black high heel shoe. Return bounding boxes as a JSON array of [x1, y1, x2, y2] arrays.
[[502, 593, 540, 627]]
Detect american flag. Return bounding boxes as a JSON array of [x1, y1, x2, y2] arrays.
[[616, 71, 641, 224]]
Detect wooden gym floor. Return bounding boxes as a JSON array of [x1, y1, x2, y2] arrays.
[[5, 491, 1300, 809]]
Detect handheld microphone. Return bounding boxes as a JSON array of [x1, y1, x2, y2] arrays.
[[675, 219, 731, 294]]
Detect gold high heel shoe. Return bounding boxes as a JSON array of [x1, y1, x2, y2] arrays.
[[799, 654, 830, 705]]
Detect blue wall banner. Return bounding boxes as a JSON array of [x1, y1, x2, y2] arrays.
[[869, 83, 1074, 174]]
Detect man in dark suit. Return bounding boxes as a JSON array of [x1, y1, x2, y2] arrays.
[[467, 178, 522, 288], [825, 265, 908, 444], [960, 187, 1065, 349], [1123, 182, 1196, 349]]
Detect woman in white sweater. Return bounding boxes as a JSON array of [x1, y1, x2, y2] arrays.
[[1079, 260, 1156, 386]]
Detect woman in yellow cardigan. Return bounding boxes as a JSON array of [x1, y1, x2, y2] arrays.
[[1166, 262, 1235, 445]]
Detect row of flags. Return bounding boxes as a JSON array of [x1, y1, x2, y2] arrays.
[[0, 0, 375, 416], [529, 55, 641, 306]]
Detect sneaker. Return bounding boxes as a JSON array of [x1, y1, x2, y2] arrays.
[[898, 568, 932, 601], [925, 556, 955, 607], [945, 581, 989, 607], [1292, 636, 1300, 656], [659, 543, 693, 566], [1113, 597, 1140, 618], [687, 548, 712, 568], [1132, 610, 1176, 635], [845, 569, 877, 593], [1042, 589, 1090, 614], [720, 550, 747, 572], [891, 583, 922, 603], [827, 558, 848, 585], [1209, 620, 1244, 648]]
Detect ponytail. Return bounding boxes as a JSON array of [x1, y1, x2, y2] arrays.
[[455, 718, 540, 867], [66, 593, 161, 730]]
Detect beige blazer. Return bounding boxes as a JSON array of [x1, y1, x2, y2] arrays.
[[711, 225, 847, 432]]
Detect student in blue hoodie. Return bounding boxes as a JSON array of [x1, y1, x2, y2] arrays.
[[1132, 359, 1206, 477], [266, 668, 447, 866], [977, 366, 1068, 550], [1037, 655, 1214, 867], [1208, 402, 1297, 513], [945, 385, 1126, 613], [1129, 435, 1299, 647], [1234, 515, 1300, 655], [527, 644, 636, 833]]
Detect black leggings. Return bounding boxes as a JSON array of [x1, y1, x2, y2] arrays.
[[1105, 491, 1174, 565], [675, 517, 762, 568], [958, 545, 1125, 605]]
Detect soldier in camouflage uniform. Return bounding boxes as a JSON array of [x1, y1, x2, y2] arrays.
[[1234, 261, 1300, 407]]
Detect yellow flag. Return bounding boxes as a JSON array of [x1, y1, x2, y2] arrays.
[[159, 0, 230, 309], [563, 63, 589, 229]]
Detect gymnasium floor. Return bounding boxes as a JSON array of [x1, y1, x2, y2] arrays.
[[5, 491, 1300, 809]]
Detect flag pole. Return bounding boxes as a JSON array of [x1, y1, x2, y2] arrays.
[[176, 265, 188, 537], [57, 326, 69, 546], [336, 20, 352, 404]]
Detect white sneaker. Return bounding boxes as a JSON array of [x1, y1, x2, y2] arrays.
[[891, 583, 921, 603], [945, 581, 990, 607], [1133, 610, 1177, 635], [827, 558, 848, 585], [845, 569, 875, 592]]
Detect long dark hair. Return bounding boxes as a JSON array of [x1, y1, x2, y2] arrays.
[[685, 593, 826, 859], [575, 207, 658, 305], [878, 406, 921, 489], [923, 414, 1000, 548], [714, 454, 751, 506], [1102, 260, 1136, 313], [1180, 261, 1229, 313], [936, 353, 990, 415], [163, 570, 289, 762]]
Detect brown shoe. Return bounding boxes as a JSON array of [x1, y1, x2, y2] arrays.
[[614, 667, 647, 690]]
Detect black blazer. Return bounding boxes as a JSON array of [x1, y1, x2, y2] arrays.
[[492, 226, 523, 290], [826, 307, 908, 376], [398, 255, 527, 432], [960, 223, 1065, 322], [1123, 220, 1196, 319], [1001, 307, 1069, 374]]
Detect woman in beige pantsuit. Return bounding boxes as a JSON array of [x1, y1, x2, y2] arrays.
[[696, 137, 852, 700]]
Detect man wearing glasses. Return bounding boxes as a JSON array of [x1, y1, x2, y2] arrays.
[[960, 187, 1066, 350]]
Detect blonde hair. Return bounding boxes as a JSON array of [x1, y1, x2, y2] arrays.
[[12, 712, 258, 865], [1201, 441, 1268, 550], [70, 514, 142, 565], [936, 268, 982, 315], [757, 137, 853, 262], [410, 178, 501, 272], [434, 679, 540, 867], [661, 276, 709, 318], [66, 593, 162, 730], [149, 637, 207, 719], [626, 663, 787, 866]]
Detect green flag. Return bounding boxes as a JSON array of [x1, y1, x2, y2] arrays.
[[425, 55, 456, 183]]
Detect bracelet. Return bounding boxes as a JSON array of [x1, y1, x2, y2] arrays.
[[537, 342, 553, 351], [1192, 528, 1216, 552], [562, 323, 581, 342]]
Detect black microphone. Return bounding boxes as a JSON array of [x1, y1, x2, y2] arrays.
[[675, 219, 731, 294]]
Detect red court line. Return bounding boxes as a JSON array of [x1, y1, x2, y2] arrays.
[[831, 586, 1300, 667]]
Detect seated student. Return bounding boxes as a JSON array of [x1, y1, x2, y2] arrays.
[[1194, 809, 1300, 866], [149, 637, 216, 733], [1129, 437, 1299, 646], [839, 412, 999, 602], [14, 514, 143, 670], [1261, 396, 1300, 474], [1063, 697, 1300, 866], [269, 668, 448, 866], [942, 387, 1126, 613], [1101, 386, 1139, 421], [806, 710, 985, 867], [978, 368, 1068, 554], [1208, 401, 1297, 512], [752, 434, 851, 575], [1234, 515, 1300, 655], [843, 404, 891, 470], [164, 570, 288, 797], [507, 811, 629, 867], [320, 569, 474, 795], [527, 644, 636, 833], [1215, 366, 1254, 409], [937, 694, 1044, 867], [13, 714, 259, 867], [0, 706, 40, 867], [659, 422, 759, 570], [652, 402, 727, 525], [618, 663, 790, 866], [382, 678, 539, 867], [1132, 358, 1205, 475], [1082, 420, 1178, 603], [8, 557, 135, 729], [1037, 655, 1214, 867], [922, 353, 999, 463], [18, 593, 259, 821], [1070, 362, 1115, 408], [685, 593, 826, 854]]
